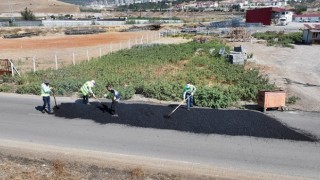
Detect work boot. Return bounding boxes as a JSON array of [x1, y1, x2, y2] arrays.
[[41, 109, 45, 114]]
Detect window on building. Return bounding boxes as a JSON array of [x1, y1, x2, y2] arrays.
[[312, 32, 319, 38]]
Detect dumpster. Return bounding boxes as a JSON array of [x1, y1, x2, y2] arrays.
[[257, 90, 286, 112]]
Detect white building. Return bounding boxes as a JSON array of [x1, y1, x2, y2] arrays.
[[293, 14, 320, 23], [302, 24, 320, 44]]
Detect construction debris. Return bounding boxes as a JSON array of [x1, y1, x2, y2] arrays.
[[228, 27, 251, 42], [193, 36, 213, 43], [0, 59, 20, 78], [65, 28, 106, 35], [228, 45, 248, 65], [121, 24, 162, 32], [2, 32, 38, 39]]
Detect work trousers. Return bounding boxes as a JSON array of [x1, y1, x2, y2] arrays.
[[42, 96, 51, 112], [83, 95, 89, 104], [185, 93, 194, 110], [111, 100, 119, 115]]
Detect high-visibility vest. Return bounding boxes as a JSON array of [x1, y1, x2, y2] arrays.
[[41, 83, 51, 97], [80, 81, 94, 96]]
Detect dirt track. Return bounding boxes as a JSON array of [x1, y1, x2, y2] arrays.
[[0, 30, 160, 72], [230, 41, 320, 112], [0, 32, 145, 50]]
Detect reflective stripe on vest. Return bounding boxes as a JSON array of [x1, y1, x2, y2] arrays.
[[41, 84, 50, 97], [80, 82, 89, 95]]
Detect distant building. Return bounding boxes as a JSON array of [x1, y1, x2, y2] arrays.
[[293, 14, 320, 23], [246, 7, 293, 25], [303, 24, 320, 44]]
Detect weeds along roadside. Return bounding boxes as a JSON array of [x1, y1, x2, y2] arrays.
[[1, 40, 275, 108]]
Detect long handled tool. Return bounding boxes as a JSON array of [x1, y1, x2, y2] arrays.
[[52, 90, 59, 109], [164, 96, 190, 118]]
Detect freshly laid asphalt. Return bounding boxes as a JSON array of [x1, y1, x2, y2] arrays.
[[1, 93, 320, 178], [53, 101, 317, 142]]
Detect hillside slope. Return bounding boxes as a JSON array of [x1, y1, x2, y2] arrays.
[[0, 0, 79, 13]]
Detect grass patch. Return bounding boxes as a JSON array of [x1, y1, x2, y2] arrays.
[[252, 31, 303, 48], [8, 40, 275, 108]]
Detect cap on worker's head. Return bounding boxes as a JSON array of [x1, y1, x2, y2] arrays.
[[44, 79, 50, 84], [91, 80, 95, 84]]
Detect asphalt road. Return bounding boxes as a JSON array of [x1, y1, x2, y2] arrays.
[[0, 93, 319, 178]]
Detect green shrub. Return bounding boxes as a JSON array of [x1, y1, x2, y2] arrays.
[[286, 96, 300, 105], [6, 40, 275, 108], [195, 87, 233, 108], [16, 83, 40, 95], [253, 32, 303, 48], [2, 75, 13, 83], [0, 84, 14, 92]]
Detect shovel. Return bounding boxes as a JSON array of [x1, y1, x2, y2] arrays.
[[164, 96, 190, 119], [52, 90, 59, 109]]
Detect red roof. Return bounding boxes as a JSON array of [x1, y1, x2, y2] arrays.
[[304, 24, 320, 30], [294, 14, 320, 18], [271, 7, 286, 12]]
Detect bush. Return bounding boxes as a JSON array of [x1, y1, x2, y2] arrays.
[[286, 96, 300, 105], [0, 84, 14, 92], [252, 32, 303, 48], [2, 75, 13, 83], [7, 40, 275, 108], [16, 83, 39, 95], [195, 87, 233, 108]]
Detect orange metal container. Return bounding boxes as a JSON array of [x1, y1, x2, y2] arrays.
[[257, 90, 286, 112]]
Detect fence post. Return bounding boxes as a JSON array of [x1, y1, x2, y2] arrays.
[[99, 47, 102, 59], [110, 44, 113, 53], [128, 40, 131, 49], [55, 53, 58, 70], [72, 50, 75, 65], [87, 50, 89, 62], [33, 56, 36, 72], [10, 61, 14, 77], [141, 36, 143, 44]]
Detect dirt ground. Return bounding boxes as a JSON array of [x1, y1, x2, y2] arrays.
[[229, 40, 320, 112], [0, 0, 79, 14], [0, 28, 163, 72]]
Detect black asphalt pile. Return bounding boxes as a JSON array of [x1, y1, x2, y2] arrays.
[[53, 101, 317, 142]]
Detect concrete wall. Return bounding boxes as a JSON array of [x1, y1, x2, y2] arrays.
[[12, 21, 43, 27], [0, 21, 9, 27], [293, 16, 320, 22], [42, 20, 125, 27]]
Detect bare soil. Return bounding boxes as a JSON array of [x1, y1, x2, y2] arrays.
[[0, 27, 162, 73], [229, 40, 320, 112], [0, 0, 79, 14]]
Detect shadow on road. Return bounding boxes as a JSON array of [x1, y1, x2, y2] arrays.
[[53, 102, 317, 142]]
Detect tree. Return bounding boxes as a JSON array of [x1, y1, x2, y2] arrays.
[[20, 7, 35, 20]]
